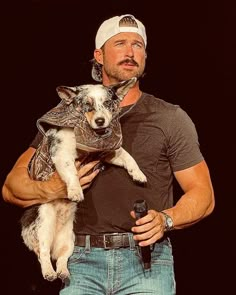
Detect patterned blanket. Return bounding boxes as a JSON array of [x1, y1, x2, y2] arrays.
[[29, 100, 122, 181]]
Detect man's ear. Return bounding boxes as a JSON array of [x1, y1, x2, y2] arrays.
[[94, 49, 103, 65]]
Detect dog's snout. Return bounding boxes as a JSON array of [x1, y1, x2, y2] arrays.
[[95, 117, 105, 127]]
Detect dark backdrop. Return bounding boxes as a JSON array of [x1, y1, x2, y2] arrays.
[[1, 1, 235, 294]]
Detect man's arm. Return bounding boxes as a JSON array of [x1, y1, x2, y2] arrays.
[[2, 147, 100, 208], [167, 160, 215, 228], [131, 160, 215, 246]]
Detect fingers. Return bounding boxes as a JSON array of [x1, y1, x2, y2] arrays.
[[81, 183, 91, 190], [80, 169, 100, 188], [77, 160, 100, 178], [46, 161, 101, 199], [131, 210, 165, 246]]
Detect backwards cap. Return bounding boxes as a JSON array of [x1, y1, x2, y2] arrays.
[[95, 14, 147, 49]]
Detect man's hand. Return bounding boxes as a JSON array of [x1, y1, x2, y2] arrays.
[[2, 145, 101, 208], [77, 160, 101, 190], [130, 210, 166, 246], [34, 160, 101, 201]]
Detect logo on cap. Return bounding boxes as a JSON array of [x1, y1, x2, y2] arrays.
[[95, 14, 147, 49]]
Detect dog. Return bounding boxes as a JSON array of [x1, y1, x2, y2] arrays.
[[20, 77, 147, 282]]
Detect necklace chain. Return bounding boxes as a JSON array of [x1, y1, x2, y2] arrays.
[[119, 102, 138, 118], [119, 91, 142, 118]]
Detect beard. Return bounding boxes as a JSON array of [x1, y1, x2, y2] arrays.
[[103, 58, 145, 82]]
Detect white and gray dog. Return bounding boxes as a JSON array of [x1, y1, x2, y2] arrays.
[[20, 77, 147, 282]]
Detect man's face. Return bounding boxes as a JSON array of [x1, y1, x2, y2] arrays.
[[101, 32, 146, 84]]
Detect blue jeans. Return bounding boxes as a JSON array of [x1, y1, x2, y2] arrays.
[[60, 235, 176, 295]]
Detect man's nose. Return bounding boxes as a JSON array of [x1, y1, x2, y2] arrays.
[[125, 45, 134, 57]]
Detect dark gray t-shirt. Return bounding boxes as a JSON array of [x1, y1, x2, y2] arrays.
[[30, 93, 204, 235]]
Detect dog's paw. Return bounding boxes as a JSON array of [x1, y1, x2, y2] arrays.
[[129, 169, 147, 183], [67, 186, 84, 202], [43, 270, 57, 282], [57, 268, 70, 282]]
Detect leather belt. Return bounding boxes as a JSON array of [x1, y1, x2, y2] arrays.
[[75, 233, 138, 249]]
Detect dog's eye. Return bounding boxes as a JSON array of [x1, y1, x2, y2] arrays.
[[84, 102, 94, 112], [103, 100, 116, 110]]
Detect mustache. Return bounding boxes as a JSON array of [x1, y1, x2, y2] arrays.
[[118, 58, 139, 67]]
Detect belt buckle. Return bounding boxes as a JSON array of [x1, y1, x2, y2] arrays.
[[103, 233, 121, 249]]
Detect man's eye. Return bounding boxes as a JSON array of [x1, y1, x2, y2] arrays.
[[115, 41, 125, 47], [133, 42, 143, 49]]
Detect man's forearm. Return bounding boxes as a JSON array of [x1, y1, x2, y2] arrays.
[[166, 161, 215, 230], [165, 186, 215, 230], [2, 147, 67, 208], [2, 166, 64, 207]]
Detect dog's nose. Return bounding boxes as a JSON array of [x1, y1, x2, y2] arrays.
[[95, 117, 105, 127]]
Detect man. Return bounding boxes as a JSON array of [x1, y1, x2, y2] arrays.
[[2, 14, 214, 294]]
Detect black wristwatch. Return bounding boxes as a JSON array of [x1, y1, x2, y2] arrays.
[[160, 211, 174, 232]]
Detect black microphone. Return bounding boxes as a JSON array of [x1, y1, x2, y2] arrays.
[[133, 199, 151, 270]]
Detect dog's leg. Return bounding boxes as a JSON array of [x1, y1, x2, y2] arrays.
[[51, 201, 77, 281], [49, 128, 84, 202], [37, 203, 58, 281], [104, 147, 147, 183]]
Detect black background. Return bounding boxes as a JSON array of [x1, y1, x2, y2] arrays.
[[1, 0, 235, 294]]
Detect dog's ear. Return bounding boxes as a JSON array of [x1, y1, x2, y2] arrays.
[[56, 86, 78, 104], [111, 77, 137, 101]]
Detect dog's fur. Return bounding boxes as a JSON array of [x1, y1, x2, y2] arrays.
[[20, 77, 147, 281]]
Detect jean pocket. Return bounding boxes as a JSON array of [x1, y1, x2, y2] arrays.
[[68, 246, 87, 264], [151, 241, 174, 266]]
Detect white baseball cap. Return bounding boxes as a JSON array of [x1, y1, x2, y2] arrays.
[[95, 14, 147, 49]]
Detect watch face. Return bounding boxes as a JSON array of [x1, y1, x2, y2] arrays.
[[166, 217, 173, 229], [161, 212, 173, 231]]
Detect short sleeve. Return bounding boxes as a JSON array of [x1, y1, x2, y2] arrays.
[[167, 107, 204, 171]]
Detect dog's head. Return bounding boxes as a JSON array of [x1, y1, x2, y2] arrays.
[[56, 77, 137, 132]]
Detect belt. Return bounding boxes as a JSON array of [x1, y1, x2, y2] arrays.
[[75, 233, 138, 249]]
